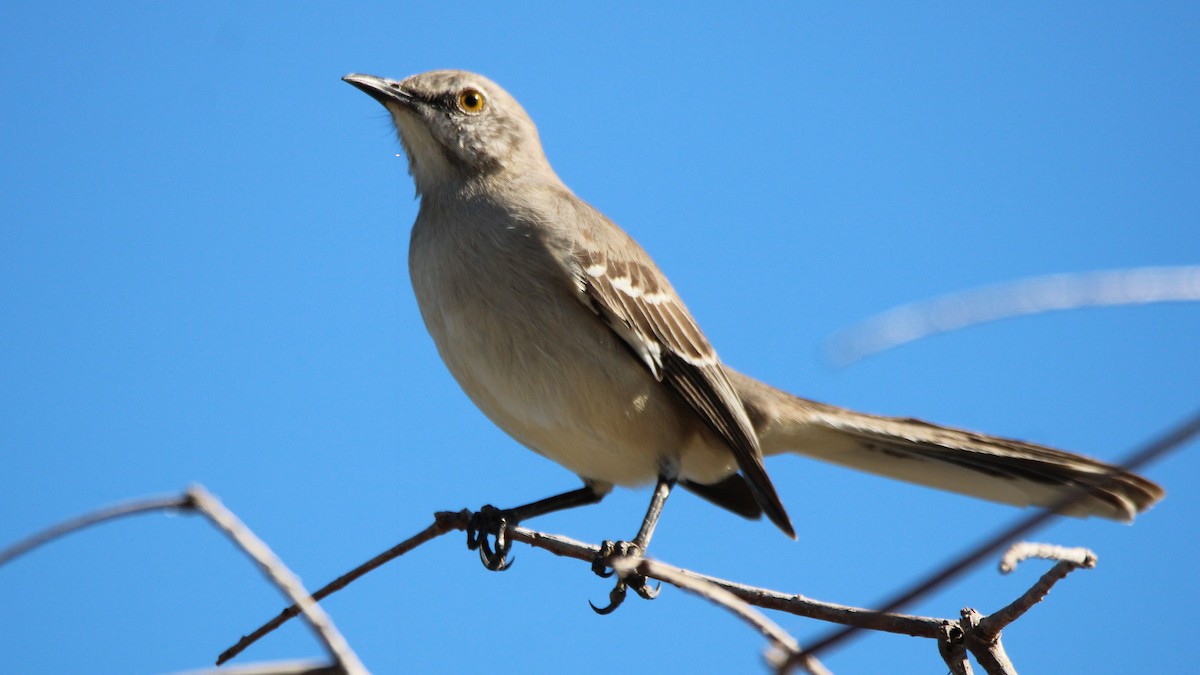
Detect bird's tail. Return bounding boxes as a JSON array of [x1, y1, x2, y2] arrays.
[[728, 370, 1164, 521]]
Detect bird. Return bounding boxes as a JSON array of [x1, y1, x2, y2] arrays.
[[342, 69, 1163, 597]]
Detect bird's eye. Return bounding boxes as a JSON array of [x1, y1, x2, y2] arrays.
[[457, 88, 486, 113]]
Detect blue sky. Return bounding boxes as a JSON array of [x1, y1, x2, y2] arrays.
[[2, 3, 1197, 673]]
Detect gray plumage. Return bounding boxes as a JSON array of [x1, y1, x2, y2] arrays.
[[343, 69, 1162, 536]]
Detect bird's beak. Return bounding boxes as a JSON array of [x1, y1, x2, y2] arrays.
[[342, 73, 416, 108]]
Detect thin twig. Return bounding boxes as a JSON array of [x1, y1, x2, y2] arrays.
[[665, 565, 945, 638], [511, 521, 945, 637], [171, 659, 346, 674], [222, 510, 946, 664], [980, 543, 1096, 637], [999, 541, 1095, 574], [614, 557, 828, 675], [960, 608, 1015, 675], [510, 523, 945, 636], [954, 545, 1097, 675], [218, 510, 465, 665], [936, 621, 971, 675], [0, 494, 194, 567], [186, 486, 366, 675]]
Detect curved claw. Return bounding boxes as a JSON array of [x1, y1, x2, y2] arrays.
[[478, 529, 514, 571], [591, 540, 618, 578], [632, 578, 661, 600], [494, 518, 508, 552], [466, 506, 515, 571], [588, 538, 661, 614], [478, 545, 514, 571], [589, 581, 627, 615]]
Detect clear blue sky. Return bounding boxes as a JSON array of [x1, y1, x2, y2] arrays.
[[2, 3, 1197, 673]]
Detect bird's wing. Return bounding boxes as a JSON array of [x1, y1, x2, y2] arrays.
[[564, 204, 795, 537]]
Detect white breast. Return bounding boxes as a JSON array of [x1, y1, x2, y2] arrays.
[[407, 199, 736, 487]]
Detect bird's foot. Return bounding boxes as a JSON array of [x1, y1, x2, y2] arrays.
[[589, 540, 660, 615], [465, 505, 515, 571]]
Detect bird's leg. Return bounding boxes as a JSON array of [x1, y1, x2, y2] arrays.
[[467, 485, 604, 571], [590, 474, 675, 614]]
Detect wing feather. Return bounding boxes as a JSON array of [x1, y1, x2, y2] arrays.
[[571, 238, 795, 537]]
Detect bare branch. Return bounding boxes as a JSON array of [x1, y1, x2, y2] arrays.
[[229, 506, 1118, 674], [936, 622, 972, 675], [513, 522, 946, 636], [611, 557, 829, 675], [171, 659, 346, 674], [508, 521, 945, 637], [999, 542, 1096, 574], [0, 494, 193, 567], [980, 543, 1097, 637], [223, 509, 947, 666], [214, 500, 1114, 674], [936, 543, 1097, 675], [960, 608, 1016, 675], [0, 483, 1118, 674]]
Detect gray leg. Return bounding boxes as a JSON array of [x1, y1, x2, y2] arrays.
[[468, 484, 606, 571], [591, 474, 676, 614]]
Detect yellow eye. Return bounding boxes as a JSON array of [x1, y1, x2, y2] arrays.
[[457, 88, 486, 113]]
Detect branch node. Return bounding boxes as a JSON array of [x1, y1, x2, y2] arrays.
[[960, 608, 1016, 675], [937, 620, 972, 675]]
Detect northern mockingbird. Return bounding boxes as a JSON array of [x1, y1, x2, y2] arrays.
[[343, 70, 1162, 594]]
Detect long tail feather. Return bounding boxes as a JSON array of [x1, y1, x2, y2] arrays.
[[729, 370, 1164, 521]]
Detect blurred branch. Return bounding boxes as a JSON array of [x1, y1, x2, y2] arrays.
[[0, 493, 192, 567], [171, 659, 347, 675], [0, 485, 364, 675], [827, 265, 1200, 365]]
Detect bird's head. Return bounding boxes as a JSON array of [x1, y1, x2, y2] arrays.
[[343, 70, 553, 195]]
